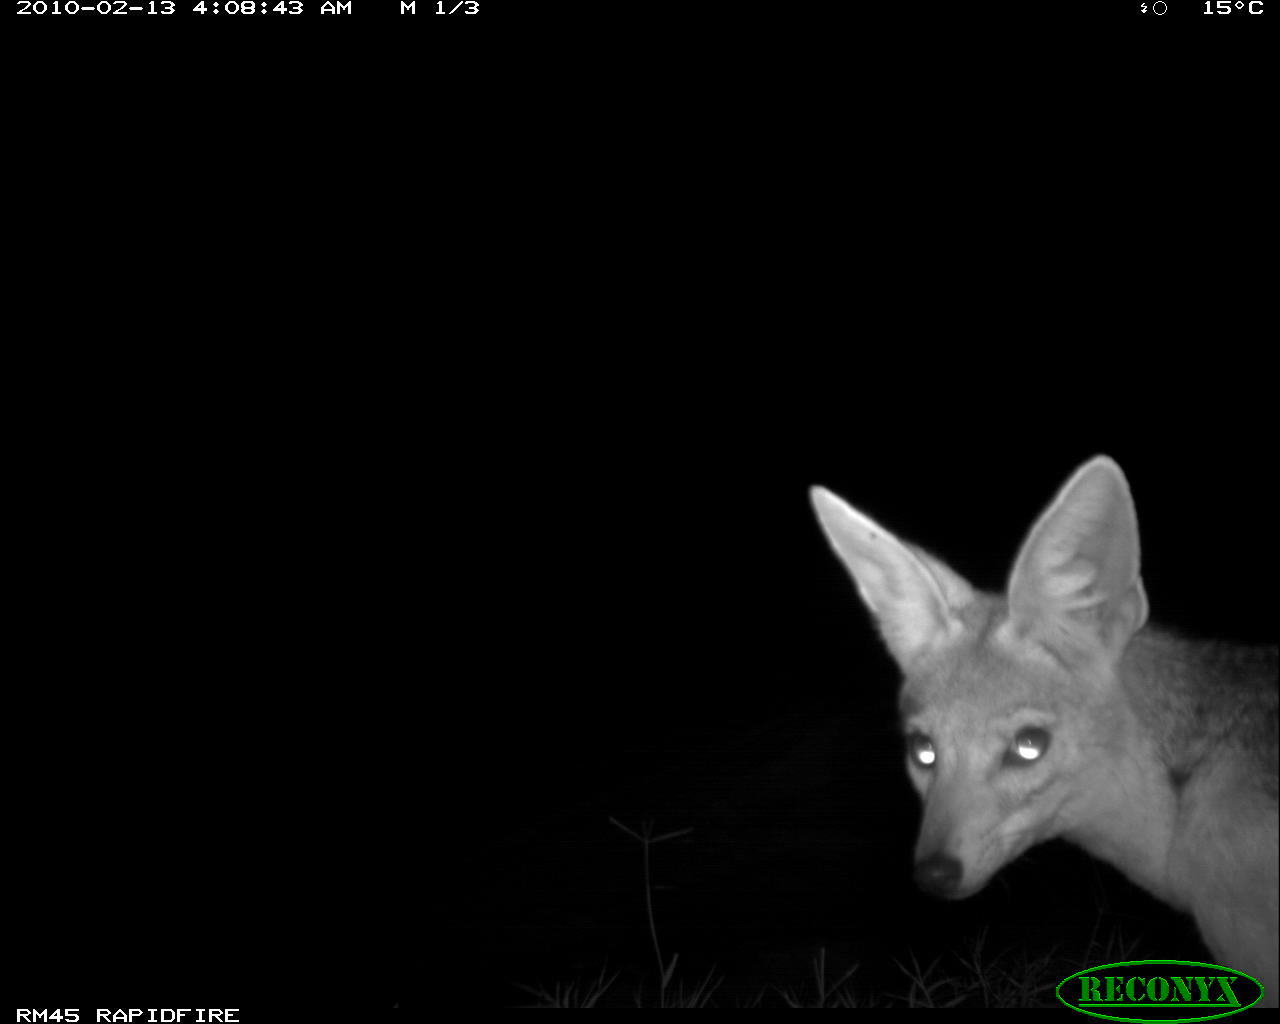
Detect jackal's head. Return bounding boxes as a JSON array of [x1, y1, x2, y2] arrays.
[[810, 456, 1149, 899]]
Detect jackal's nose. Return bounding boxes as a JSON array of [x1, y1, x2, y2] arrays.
[[914, 853, 963, 897]]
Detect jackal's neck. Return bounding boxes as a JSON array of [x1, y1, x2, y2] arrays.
[[1055, 629, 1191, 908], [1059, 626, 1277, 911], [1060, 725, 1184, 909]]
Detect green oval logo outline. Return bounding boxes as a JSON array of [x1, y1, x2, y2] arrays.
[[1056, 960, 1263, 1023]]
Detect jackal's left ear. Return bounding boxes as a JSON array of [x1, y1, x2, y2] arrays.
[[1005, 456, 1149, 656]]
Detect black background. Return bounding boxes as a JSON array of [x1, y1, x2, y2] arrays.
[[11, 370, 1274, 1010]]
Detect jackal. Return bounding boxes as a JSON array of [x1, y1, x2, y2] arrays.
[[810, 456, 1278, 1004]]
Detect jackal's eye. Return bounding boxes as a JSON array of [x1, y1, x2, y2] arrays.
[[906, 732, 936, 769], [1004, 726, 1051, 766]]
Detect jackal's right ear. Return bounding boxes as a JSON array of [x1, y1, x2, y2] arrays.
[[1004, 456, 1149, 657], [811, 487, 972, 665]]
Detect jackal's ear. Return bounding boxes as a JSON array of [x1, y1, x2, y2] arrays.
[[1005, 456, 1149, 656], [811, 486, 972, 665]]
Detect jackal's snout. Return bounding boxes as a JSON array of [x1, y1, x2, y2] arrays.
[[913, 852, 964, 898]]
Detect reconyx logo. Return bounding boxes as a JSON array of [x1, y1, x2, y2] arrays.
[[1057, 961, 1264, 1022]]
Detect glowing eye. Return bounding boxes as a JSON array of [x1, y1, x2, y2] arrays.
[[907, 733, 936, 769], [1007, 726, 1051, 765]]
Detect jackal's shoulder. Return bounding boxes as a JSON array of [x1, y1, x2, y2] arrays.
[[1125, 628, 1279, 800], [1129, 628, 1278, 698]]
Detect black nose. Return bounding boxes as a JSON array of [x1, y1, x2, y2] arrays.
[[914, 853, 963, 897]]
